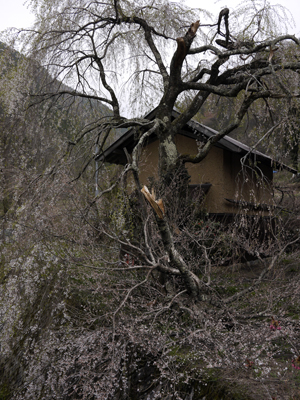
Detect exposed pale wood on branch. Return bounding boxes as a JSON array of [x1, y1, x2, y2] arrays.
[[141, 185, 165, 219], [172, 20, 200, 69]]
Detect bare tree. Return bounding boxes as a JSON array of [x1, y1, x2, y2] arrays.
[[2, 0, 300, 384], [2, 1, 300, 392], [20, 0, 300, 297]]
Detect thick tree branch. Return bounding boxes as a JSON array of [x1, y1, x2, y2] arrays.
[[131, 118, 165, 173], [214, 34, 299, 58], [170, 21, 200, 80], [180, 94, 256, 164], [217, 61, 300, 86], [134, 17, 169, 90], [155, 217, 201, 298], [29, 90, 114, 107], [93, 56, 120, 117], [181, 58, 300, 95], [121, 15, 170, 90], [171, 90, 210, 133], [188, 44, 222, 56]]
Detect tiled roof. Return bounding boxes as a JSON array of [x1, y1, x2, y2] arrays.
[[98, 109, 297, 174]]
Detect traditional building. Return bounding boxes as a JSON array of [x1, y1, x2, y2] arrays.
[[100, 110, 296, 216]]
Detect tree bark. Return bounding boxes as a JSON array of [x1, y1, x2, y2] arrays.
[[156, 217, 201, 298]]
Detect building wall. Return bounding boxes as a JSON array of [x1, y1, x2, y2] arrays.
[[221, 150, 273, 214], [138, 140, 160, 184], [176, 135, 225, 213], [136, 135, 274, 214]]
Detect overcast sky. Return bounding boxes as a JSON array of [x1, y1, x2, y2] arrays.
[[0, 0, 34, 32], [0, 0, 299, 35]]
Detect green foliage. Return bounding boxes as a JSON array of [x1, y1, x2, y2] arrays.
[[0, 383, 11, 400]]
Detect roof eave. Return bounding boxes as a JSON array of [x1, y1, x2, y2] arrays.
[[98, 108, 298, 174]]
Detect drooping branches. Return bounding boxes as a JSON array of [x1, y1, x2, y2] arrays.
[[129, 16, 170, 90], [19, 0, 300, 302]]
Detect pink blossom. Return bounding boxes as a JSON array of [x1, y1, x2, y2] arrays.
[[292, 363, 300, 370], [292, 356, 300, 370], [270, 317, 281, 331], [270, 324, 282, 331]]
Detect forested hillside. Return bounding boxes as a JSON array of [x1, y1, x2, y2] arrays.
[[0, 40, 116, 218], [1, 1, 300, 399]]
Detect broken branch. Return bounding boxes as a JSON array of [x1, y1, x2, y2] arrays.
[[141, 185, 165, 219]]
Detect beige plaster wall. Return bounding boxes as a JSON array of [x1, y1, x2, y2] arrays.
[[135, 135, 273, 214], [176, 135, 225, 213], [221, 150, 273, 214], [138, 140, 160, 185]]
